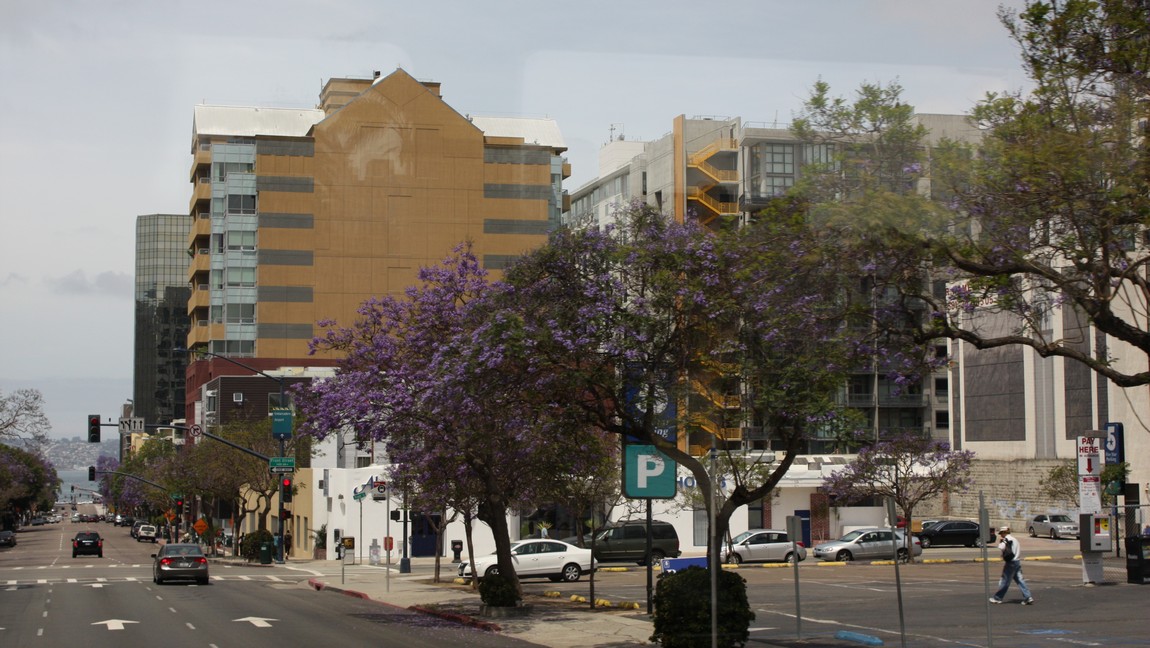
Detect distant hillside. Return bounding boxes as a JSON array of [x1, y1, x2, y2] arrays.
[[43, 438, 119, 471]]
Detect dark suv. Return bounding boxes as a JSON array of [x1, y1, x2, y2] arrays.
[[592, 520, 681, 565], [72, 531, 103, 558]]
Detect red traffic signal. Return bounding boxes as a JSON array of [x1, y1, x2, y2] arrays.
[[87, 415, 101, 443], [282, 477, 293, 503]]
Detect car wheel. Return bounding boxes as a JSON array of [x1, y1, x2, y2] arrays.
[[896, 548, 910, 562], [1029, 527, 1037, 537], [783, 552, 796, 564], [836, 550, 853, 562], [1050, 529, 1059, 539], [72, 552, 77, 558], [98, 552, 103, 558], [561, 563, 581, 582], [196, 577, 208, 585], [645, 550, 666, 567], [920, 537, 932, 549], [484, 566, 500, 578]]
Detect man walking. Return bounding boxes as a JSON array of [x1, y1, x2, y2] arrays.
[[990, 525, 1034, 605]]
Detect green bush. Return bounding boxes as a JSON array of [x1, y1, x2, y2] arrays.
[[651, 566, 755, 648], [240, 529, 274, 561], [478, 571, 519, 607]]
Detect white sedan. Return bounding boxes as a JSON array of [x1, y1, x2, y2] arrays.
[[458, 539, 596, 582]]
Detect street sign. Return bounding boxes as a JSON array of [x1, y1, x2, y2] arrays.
[[623, 444, 676, 499], [271, 409, 293, 440], [118, 417, 145, 434], [193, 519, 208, 535], [353, 491, 366, 502], [371, 480, 387, 501], [1078, 436, 1103, 515], [269, 457, 296, 474], [188, 424, 202, 439]]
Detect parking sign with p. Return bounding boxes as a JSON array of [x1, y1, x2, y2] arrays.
[[623, 444, 677, 499]]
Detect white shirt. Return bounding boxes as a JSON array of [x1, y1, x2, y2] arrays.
[[998, 534, 1021, 561]]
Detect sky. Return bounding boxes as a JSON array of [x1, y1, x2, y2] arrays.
[[0, 0, 1032, 440]]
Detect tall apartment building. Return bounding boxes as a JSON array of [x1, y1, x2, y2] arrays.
[[566, 114, 977, 454], [183, 68, 569, 425], [134, 214, 192, 433]]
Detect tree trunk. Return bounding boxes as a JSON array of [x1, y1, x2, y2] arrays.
[[477, 497, 520, 597]]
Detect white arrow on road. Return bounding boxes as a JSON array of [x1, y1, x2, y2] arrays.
[[92, 619, 139, 631], [234, 617, 278, 628]]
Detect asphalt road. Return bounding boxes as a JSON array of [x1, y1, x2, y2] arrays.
[[0, 520, 536, 648]]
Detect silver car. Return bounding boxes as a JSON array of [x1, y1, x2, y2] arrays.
[[1028, 514, 1079, 539], [721, 529, 806, 564], [812, 528, 922, 562]]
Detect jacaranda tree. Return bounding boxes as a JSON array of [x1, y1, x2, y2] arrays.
[[295, 245, 615, 593]]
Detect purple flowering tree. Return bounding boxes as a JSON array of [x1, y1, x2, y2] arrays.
[[0, 444, 57, 514], [499, 202, 882, 560], [295, 245, 616, 592], [821, 432, 975, 558]]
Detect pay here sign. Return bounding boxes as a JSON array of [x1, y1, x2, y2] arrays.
[[623, 444, 677, 499]]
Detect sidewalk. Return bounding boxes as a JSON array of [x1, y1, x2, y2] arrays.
[[292, 556, 657, 648]]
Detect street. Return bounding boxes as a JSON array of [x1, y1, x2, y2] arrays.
[[0, 519, 533, 648]]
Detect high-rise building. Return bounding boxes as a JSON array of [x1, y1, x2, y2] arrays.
[[182, 69, 569, 424], [134, 214, 192, 432]]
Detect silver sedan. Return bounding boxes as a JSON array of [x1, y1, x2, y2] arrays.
[[812, 528, 922, 562], [721, 529, 806, 564], [152, 543, 209, 585]]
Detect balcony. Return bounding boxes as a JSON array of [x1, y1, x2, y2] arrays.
[[189, 145, 211, 182], [188, 178, 211, 212], [187, 288, 210, 313], [190, 251, 211, 274], [877, 393, 929, 407]]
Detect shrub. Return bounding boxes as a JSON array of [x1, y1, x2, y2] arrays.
[[478, 571, 519, 607], [650, 566, 755, 648], [240, 529, 274, 561]]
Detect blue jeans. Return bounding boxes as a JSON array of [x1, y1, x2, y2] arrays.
[[994, 560, 1032, 600]]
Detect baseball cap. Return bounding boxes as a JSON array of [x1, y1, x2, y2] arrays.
[[998, 526, 1010, 533]]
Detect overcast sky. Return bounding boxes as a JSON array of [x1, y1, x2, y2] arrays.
[[0, 0, 1031, 441]]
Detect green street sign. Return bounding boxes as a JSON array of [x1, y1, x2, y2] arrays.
[[353, 491, 366, 502], [269, 457, 296, 474], [271, 409, 293, 440]]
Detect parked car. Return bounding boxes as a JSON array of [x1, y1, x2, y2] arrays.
[[117, 516, 135, 528], [152, 543, 209, 585], [30, 517, 47, 526], [130, 520, 145, 539], [1028, 514, 1079, 539], [918, 520, 993, 548], [458, 539, 595, 582], [137, 524, 158, 543], [0, 530, 16, 547], [720, 529, 806, 564], [72, 531, 103, 558], [812, 528, 922, 562], [590, 520, 681, 565]]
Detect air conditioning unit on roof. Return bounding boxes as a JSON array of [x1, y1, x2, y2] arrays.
[[233, 393, 244, 403]]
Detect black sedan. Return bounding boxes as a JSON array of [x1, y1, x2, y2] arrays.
[[72, 531, 103, 557], [918, 520, 991, 548], [0, 530, 16, 547]]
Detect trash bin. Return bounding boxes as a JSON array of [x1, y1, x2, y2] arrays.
[[259, 542, 272, 565], [451, 540, 463, 563], [1126, 536, 1149, 584]]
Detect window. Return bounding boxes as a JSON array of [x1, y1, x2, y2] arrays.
[[225, 303, 255, 323], [215, 161, 253, 181], [225, 267, 256, 287], [227, 194, 256, 215], [935, 410, 950, 429], [226, 230, 257, 251]]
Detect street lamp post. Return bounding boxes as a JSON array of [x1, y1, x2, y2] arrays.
[[179, 348, 291, 564]]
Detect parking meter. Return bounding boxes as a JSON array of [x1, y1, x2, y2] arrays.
[[1080, 513, 1113, 553]]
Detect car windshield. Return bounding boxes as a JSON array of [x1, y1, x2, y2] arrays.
[[731, 531, 756, 544], [1049, 515, 1073, 523], [162, 545, 204, 557]]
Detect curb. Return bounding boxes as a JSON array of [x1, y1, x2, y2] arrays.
[[307, 578, 501, 632]]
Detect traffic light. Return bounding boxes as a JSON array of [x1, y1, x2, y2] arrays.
[[87, 466, 96, 481], [87, 415, 101, 443], [282, 477, 293, 503], [175, 498, 184, 515]]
